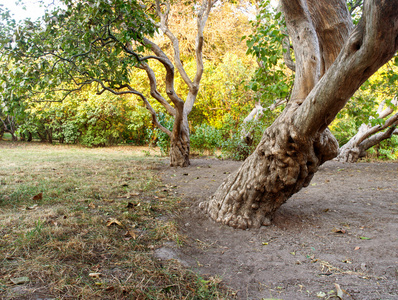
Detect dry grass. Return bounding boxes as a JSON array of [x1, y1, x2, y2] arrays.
[[0, 142, 231, 299]]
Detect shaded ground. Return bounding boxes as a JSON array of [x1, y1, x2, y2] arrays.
[[159, 158, 398, 300]]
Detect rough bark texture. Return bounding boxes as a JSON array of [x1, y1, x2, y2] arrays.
[[202, 0, 398, 229], [201, 113, 338, 228], [170, 116, 191, 167]]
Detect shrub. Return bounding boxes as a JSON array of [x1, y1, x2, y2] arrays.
[[190, 124, 222, 154]]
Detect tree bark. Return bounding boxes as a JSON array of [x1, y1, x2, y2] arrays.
[[170, 118, 190, 167], [201, 0, 398, 229]]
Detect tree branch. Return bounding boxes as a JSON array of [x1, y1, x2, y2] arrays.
[[155, 0, 194, 90]]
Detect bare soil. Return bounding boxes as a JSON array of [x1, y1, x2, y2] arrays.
[[159, 158, 398, 300]]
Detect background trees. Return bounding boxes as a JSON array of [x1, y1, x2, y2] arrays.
[[0, 0, 397, 163], [1, 0, 219, 166]]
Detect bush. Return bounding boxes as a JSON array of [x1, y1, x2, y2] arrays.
[[219, 113, 273, 160], [190, 124, 222, 154], [153, 112, 173, 155]]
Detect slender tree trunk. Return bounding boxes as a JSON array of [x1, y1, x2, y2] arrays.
[[170, 115, 190, 167], [0, 124, 4, 139], [201, 0, 398, 229]]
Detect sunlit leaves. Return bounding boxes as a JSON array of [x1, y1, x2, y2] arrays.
[[244, 0, 293, 106], [0, 0, 157, 107]]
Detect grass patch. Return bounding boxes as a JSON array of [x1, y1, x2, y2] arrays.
[[0, 142, 232, 299]]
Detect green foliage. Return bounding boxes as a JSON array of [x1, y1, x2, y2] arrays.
[[190, 124, 222, 154], [18, 90, 152, 146], [189, 53, 256, 128], [367, 135, 398, 160], [219, 112, 276, 161], [245, 0, 293, 105], [153, 112, 173, 155], [332, 57, 398, 158], [0, 0, 156, 111]]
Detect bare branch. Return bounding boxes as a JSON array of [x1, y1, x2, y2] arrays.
[[137, 62, 176, 116], [155, 0, 194, 90]]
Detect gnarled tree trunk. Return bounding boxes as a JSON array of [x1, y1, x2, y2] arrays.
[[201, 0, 398, 229], [170, 115, 191, 167]]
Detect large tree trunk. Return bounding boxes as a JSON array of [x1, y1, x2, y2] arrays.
[[201, 0, 398, 229]]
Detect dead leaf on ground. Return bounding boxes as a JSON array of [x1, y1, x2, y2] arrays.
[[127, 202, 140, 209], [32, 192, 43, 200], [88, 202, 96, 209], [118, 191, 140, 199], [332, 228, 347, 234], [89, 272, 102, 278], [106, 218, 124, 228], [26, 204, 39, 210], [334, 283, 343, 298], [124, 229, 138, 240], [10, 277, 30, 285], [354, 246, 361, 251]]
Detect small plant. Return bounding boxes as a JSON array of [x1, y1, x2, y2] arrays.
[[25, 218, 44, 239]]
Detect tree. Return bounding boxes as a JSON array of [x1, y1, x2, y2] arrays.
[[0, 0, 217, 167], [200, 0, 398, 229]]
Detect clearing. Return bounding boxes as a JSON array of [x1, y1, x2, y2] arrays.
[[160, 158, 398, 300]]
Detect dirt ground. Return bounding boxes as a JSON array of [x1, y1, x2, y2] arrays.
[[159, 158, 398, 300]]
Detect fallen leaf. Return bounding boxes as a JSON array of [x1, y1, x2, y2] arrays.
[[290, 251, 296, 256], [354, 246, 361, 251], [262, 242, 269, 245], [106, 218, 124, 228], [89, 272, 102, 278], [10, 277, 30, 285], [105, 286, 115, 291], [26, 204, 39, 210], [127, 202, 140, 209], [334, 283, 344, 298], [32, 192, 43, 201], [359, 236, 371, 240], [332, 228, 346, 234], [124, 229, 138, 239], [316, 291, 326, 298], [88, 202, 96, 209]]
